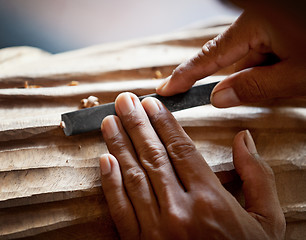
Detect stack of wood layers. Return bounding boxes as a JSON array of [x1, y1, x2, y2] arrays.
[[0, 22, 305, 239]]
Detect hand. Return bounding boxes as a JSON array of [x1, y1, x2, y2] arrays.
[[156, 9, 306, 108], [99, 92, 285, 239]]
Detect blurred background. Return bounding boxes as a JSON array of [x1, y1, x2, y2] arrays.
[[0, 0, 241, 54]]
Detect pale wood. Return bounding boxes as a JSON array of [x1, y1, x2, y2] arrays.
[[0, 46, 51, 68], [0, 25, 233, 89], [0, 21, 305, 239]]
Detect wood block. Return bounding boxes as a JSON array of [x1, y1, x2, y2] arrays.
[[0, 21, 305, 239]]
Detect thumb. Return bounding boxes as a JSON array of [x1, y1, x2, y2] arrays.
[[232, 130, 285, 238], [211, 59, 306, 108]]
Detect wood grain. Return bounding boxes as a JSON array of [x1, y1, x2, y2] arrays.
[[0, 22, 305, 239]]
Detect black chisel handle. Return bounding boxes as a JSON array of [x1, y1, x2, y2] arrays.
[[61, 81, 219, 136]]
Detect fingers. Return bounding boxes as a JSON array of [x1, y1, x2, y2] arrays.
[[156, 12, 257, 96], [114, 93, 184, 202], [232, 130, 285, 238], [141, 97, 221, 191], [101, 116, 160, 229], [211, 59, 306, 108], [99, 154, 139, 239]]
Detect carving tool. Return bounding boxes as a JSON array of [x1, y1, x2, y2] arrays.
[[61, 81, 219, 136]]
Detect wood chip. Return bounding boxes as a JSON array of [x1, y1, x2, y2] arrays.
[[81, 95, 100, 108], [24, 80, 41, 88], [154, 70, 163, 79], [67, 81, 79, 86]]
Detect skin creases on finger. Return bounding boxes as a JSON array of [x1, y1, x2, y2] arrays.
[[141, 97, 221, 192], [99, 154, 140, 239], [101, 115, 160, 230], [156, 12, 254, 97], [114, 93, 185, 206], [232, 130, 285, 239]]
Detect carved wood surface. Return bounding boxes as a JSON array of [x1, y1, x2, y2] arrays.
[[0, 22, 305, 239]]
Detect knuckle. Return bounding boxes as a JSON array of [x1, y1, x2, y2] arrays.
[[167, 138, 197, 161], [147, 113, 165, 130], [124, 114, 146, 132], [171, 66, 191, 92], [167, 207, 186, 222], [139, 140, 168, 170], [193, 192, 214, 208], [202, 37, 218, 56], [172, 65, 183, 77], [108, 137, 128, 153], [201, 35, 224, 67], [192, 190, 227, 215], [166, 206, 190, 229], [123, 167, 147, 191], [201, 35, 226, 69]]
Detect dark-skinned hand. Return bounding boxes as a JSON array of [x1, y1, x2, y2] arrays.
[[99, 93, 285, 239], [156, 9, 306, 107]]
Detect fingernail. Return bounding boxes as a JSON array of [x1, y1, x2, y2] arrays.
[[211, 87, 240, 108], [102, 116, 119, 138], [143, 97, 161, 116], [117, 93, 135, 115], [244, 130, 258, 155], [100, 154, 112, 175], [156, 76, 171, 92]]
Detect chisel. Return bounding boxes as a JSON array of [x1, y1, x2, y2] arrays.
[[61, 81, 219, 136]]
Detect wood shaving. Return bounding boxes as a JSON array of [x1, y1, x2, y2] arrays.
[[60, 121, 66, 129], [67, 81, 79, 86], [154, 70, 163, 79], [81, 95, 100, 108], [24, 81, 41, 88]]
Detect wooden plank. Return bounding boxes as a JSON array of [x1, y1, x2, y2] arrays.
[[0, 21, 305, 239], [0, 26, 232, 88], [0, 195, 110, 239]]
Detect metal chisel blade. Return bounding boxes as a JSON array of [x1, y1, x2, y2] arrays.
[[61, 81, 219, 136]]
